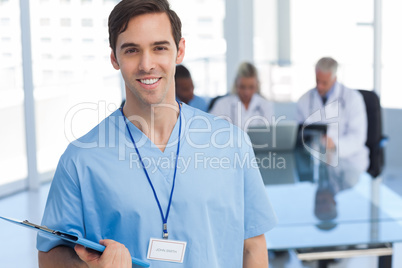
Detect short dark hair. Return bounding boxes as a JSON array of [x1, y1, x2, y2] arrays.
[[108, 0, 182, 57], [175, 64, 191, 80]]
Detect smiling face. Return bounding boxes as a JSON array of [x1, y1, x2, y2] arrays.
[[110, 12, 185, 108]]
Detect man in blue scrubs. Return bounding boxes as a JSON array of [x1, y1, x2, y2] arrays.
[[37, 0, 276, 267]]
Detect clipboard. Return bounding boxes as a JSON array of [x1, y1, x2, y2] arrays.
[[0, 216, 150, 267]]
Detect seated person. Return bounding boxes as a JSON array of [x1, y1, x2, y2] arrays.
[[207, 93, 228, 112], [209, 62, 274, 130], [297, 57, 369, 172], [175, 64, 209, 112]]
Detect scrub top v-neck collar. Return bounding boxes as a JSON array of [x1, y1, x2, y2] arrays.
[[120, 106, 183, 180]]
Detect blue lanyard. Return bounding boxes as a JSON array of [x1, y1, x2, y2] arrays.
[[120, 102, 182, 239]]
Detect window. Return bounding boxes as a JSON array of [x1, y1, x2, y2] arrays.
[[382, 1, 402, 108], [42, 70, 54, 81], [59, 55, 72, 60], [61, 37, 72, 44], [82, 38, 94, 43], [2, 52, 12, 58], [0, 0, 27, 190], [0, 17, 10, 26], [81, 18, 93, 27], [40, 18, 50, 26], [254, 0, 374, 102], [30, 0, 122, 177], [170, 0, 226, 98], [60, 18, 71, 27], [83, 55, 95, 61], [40, 37, 51, 43], [197, 17, 213, 25], [41, 53, 52, 60]]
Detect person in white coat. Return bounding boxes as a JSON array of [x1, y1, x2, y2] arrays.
[[209, 62, 274, 130], [297, 57, 369, 172]]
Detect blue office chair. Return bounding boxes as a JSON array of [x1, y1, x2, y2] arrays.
[[358, 90, 388, 178]]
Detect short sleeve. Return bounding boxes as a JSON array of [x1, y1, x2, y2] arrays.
[[243, 134, 277, 240], [36, 157, 85, 252]]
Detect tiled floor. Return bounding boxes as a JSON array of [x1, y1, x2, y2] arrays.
[[0, 169, 400, 268]]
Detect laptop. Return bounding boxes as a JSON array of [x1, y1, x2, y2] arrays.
[[247, 120, 298, 152], [296, 123, 328, 152]]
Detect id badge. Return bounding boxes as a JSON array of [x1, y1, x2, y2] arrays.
[[147, 238, 187, 263]]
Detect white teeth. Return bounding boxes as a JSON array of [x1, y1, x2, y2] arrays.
[[140, 78, 159, 85]]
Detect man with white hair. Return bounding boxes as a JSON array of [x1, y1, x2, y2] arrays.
[[297, 57, 369, 172]]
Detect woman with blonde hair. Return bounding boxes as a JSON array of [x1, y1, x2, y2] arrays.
[[210, 62, 274, 130]]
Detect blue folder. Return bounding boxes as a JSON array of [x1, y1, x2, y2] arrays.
[[0, 216, 150, 267]]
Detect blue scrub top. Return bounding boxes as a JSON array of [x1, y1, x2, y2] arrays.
[[188, 94, 209, 112], [37, 104, 276, 268]]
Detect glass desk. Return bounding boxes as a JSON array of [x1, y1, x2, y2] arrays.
[[258, 148, 402, 268]]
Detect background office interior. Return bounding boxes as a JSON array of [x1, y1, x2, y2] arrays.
[[1, 0, 402, 196], [0, 0, 402, 266]]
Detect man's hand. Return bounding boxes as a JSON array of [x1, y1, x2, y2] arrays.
[[325, 136, 336, 151], [75, 239, 132, 268]]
